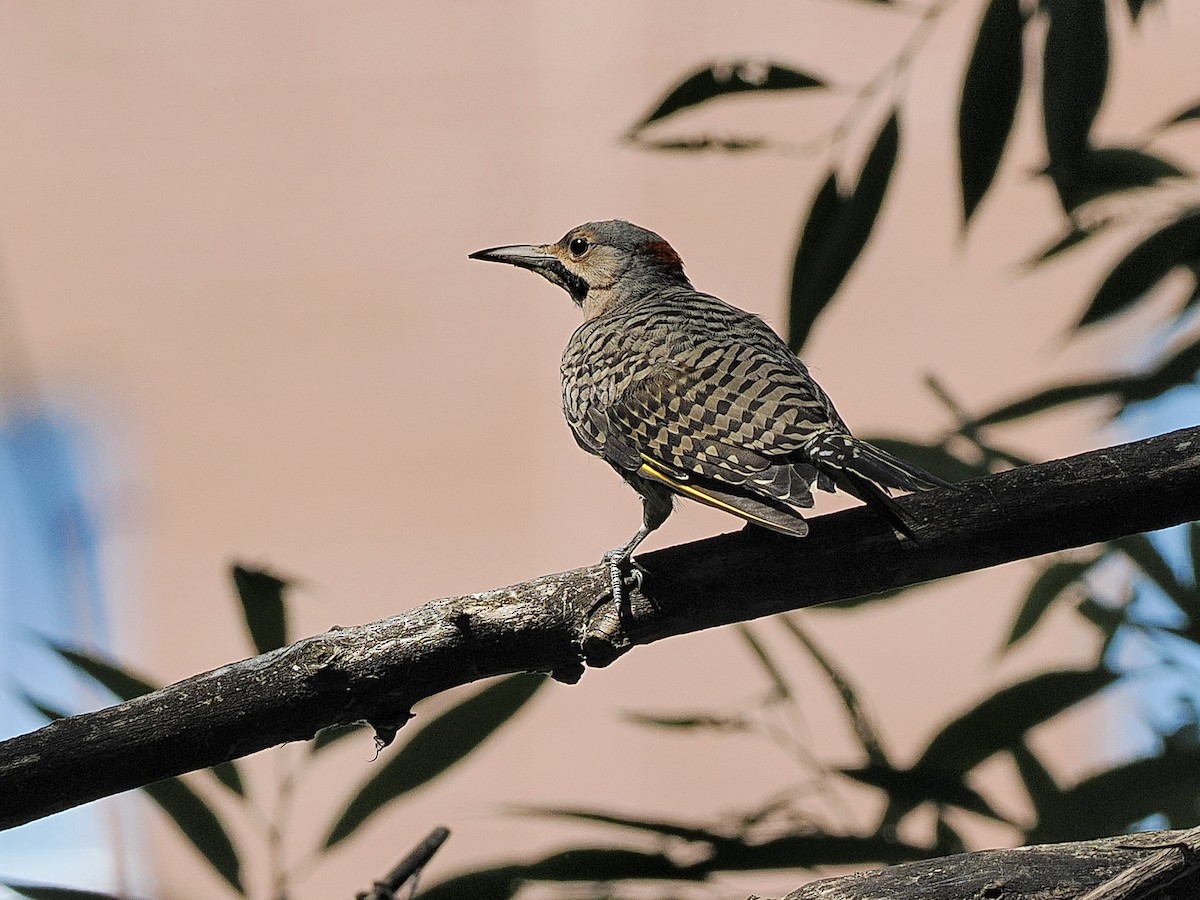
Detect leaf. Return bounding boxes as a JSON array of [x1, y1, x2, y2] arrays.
[[231, 563, 289, 655], [916, 668, 1117, 776], [1075, 596, 1126, 655], [958, 0, 1026, 225], [47, 642, 158, 701], [20, 692, 68, 722], [778, 615, 888, 766], [1116, 533, 1197, 614], [1041, 0, 1110, 208], [735, 623, 792, 699], [1, 884, 134, 900], [621, 709, 750, 732], [969, 376, 1136, 427], [141, 778, 244, 894], [1002, 555, 1102, 650], [787, 173, 841, 352], [859, 436, 990, 483], [787, 112, 899, 352], [1078, 211, 1200, 329], [933, 812, 968, 855], [323, 673, 546, 848], [1160, 101, 1200, 130], [1189, 523, 1200, 589], [1051, 147, 1187, 213], [1030, 748, 1200, 842], [841, 762, 1004, 820], [509, 806, 725, 844], [1126, 0, 1160, 23], [1025, 226, 1098, 267], [629, 60, 824, 132], [1010, 739, 1063, 829], [209, 761, 246, 797], [1078, 147, 1184, 195]]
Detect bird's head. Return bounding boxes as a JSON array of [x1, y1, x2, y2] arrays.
[[470, 219, 692, 319]]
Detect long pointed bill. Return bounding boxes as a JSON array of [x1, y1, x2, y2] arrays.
[[468, 243, 556, 271]]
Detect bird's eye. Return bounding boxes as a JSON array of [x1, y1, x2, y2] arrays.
[[568, 237, 591, 257]]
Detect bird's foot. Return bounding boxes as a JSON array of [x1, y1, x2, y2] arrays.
[[584, 552, 646, 667], [602, 550, 646, 609]]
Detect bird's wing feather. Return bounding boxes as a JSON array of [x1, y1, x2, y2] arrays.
[[601, 354, 828, 512], [637, 455, 808, 537]]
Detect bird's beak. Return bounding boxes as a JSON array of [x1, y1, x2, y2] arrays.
[[468, 243, 557, 272]]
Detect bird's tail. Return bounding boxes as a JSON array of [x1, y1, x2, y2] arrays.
[[804, 432, 951, 540]]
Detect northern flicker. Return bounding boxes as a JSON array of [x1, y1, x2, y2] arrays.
[[470, 220, 947, 604]]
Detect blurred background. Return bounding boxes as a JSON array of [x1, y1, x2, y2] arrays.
[[1, 2, 1199, 898]]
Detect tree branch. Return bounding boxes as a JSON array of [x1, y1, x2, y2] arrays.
[[780, 825, 1200, 899], [3, 425, 1200, 831]]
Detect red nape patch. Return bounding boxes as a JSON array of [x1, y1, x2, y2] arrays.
[[645, 239, 684, 270]]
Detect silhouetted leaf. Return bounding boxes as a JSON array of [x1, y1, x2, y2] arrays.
[[788, 173, 841, 352], [510, 806, 724, 843], [142, 778, 243, 894], [917, 668, 1116, 775], [324, 673, 546, 848], [1025, 227, 1097, 266], [735, 623, 791, 699], [860, 436, 990, 483], [48, 642, 157, 701], [841, 763, 1004, 820], [934, 812, 968, 855], [621, 710, 751, 732], [778, 615, 888, 766], [209, 761, 246, 797], [1042, 0, 1110, 209], [1116, 533, 1197, 614], [1, 884, 134, 900], [1011, 740, 1067, 838], [787, 112, 899, 351], [1003, 554, 1102, 650], [1082, 147, 1184, 193], [970, 377, 1135, 427], [629, 61, 824, 132], [1160, 101, 1200, 130], [1078, 212, 1200, 329], [1075, 596, 1126, 655], [231, 563, 289, 655], [1050, 147, 1186, 212], [311, 722, 371, 753], [20, 692, 67, 722], [1189, 524, 1200, 587], [959, 0, 1026, 224], [630, 135, 766, 153], [1126, 0, 1160, 23], [1030, 748, 1200, 842]]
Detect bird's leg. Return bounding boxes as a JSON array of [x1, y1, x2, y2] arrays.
[[601, 484, 673, 610], [603, 527, 651, 606]]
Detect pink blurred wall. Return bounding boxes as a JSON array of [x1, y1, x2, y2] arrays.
[[1, 2, 1198, 897]]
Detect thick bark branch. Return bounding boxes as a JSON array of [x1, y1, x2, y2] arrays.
[[780, 825, 1200, 899], [2, 425, 1200, 830]]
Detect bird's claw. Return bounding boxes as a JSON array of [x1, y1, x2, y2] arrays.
[[602, 551, 646, 609]]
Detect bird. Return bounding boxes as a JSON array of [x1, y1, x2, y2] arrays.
[[470, 219, 948, 606]]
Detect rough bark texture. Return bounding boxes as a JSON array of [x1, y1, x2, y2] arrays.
[[2, 425, 1200, 832], [779, 826, 1200, 899]]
